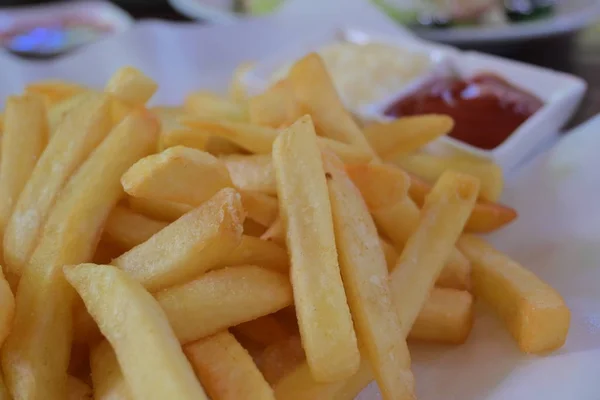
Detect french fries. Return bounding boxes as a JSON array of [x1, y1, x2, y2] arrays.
[[122, 146, 233, 206], [185, 91, 248, 121], [260, 217, 285, 246], [1, 109, 158, 399], [408, 173, 518, 233], [25, 80, 87, 107], [254, 335, 306, 385], [0, 370, 8, 400], [240, 190, 279, 227], [184, 330, 275, 400], [90, 341, 133, 400], [390, 152, 504, 202], [229, 62, 253, 103], [364, 114, 454, 158], [0, 267, 14, 346], [233, 315, 291, 348], [0, 95, 47, 236], [223, 154, 277, 195], [215, 235, 289, 272], [3, 92, 112, 278], [248, 79, 299, 128], [67, 376, 93, 400], [323, 150, 414, 399], [105, 66, 158, 105], [273, 116, 359, 382], [103, 205, 168, 250], [64, 264, 209, 400], [457, 235, 570, 353], [128, 196, 192, 222], [156, 265, 293, 343], [152, 106, 210, 151], [112, 188, 244, 292], [390, 171, 479, 334], [408, 288, 474, 345]]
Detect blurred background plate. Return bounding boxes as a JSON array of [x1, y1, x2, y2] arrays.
[[412, 0, 600, 47]]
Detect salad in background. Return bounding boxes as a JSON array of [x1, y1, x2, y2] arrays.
[[373, 0, 557, 28]]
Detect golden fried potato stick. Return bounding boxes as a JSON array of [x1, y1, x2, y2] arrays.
[[408, 288, 474, 345], [223, 154, 277, 195], [156, 265, 292, 344], [3, 92, 112, 278], [46, 91, 92, 135], [254, 335, 305, 385], [229, 61, 253, 103], [0, 95, 47, 242], [272, 116, 359, 382], [287, 54, 371, 151], [233, 315, 291, 348], [260, 217, 285, 246], [181, 119, 373, 164], [348, 164, 472, 291], [25, 80, 87, 107], [248, 80, 299, 128], [105, 66, 158, 105], [103, 205, 168, 250], [184, 331, 275, 400], [408, 173, 518, 233], [185, 91, 248, 121], [323, 150, 414, 400], [112, 188, 244, 292], [240, 191, 278, 227], [128, 196, 192, 222], [1, 109, 158, 400], [332, 359, 375, 400], [90, 341, 133, 400], [364, 114, 454, 158], [65, 264, 209, 400], [152, 106, 210, 152], [122, 146, 233, 207], [379, 237, 398, 271], [391, 171, 479, 335], [0, 370, 9, 400], [67, 375, 92, 400], [457, 235, 570, 353], [389, 152, 504, 202], [214, 235, 289, 272], [0, 267, 14, 347]]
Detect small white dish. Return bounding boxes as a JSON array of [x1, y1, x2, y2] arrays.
[[244, 28, 587, 172]]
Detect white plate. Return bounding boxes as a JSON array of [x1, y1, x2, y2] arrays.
[[0, 16, 598, 400], [244, 28, 586, 172], [413, 0, 600, 46]]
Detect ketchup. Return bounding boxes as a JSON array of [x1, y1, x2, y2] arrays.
[[384, 73, 544, 150]]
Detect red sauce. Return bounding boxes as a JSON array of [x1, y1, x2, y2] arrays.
[[384, 73, 544, 150]]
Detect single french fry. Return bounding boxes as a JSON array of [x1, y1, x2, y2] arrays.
[[273, 363, 347, 400], [229, 62, 253, 103], [364, 115, 454, 158], [241, 191, 278, 227], [254, 335, 305, 385], [390, 171, 479, 335], [215, 235, 289, 272], [112, 188, 244, 292], [248, 80, 299, 128], [408, 174, 518, 233], [379, 237, 398, 271], [65, 264, 209, 400], [0, 95, 47, 238], [105, 66, 158, 105], [233, 315, 291, 348], [0, 369, 9, 400], [90, 341, 134, 400], [122, 146, 233, 207], [184, 331, 275, 400], [408, 288, 474, 344], [287, 54, 372, 152], [46, 91, 92, 135], [67, 375, 92, 400], [0, 267, 14, 347], [3, 92, 112, 278], [156, 265, 292, 344], [128, 196, 192, 222], [273, 116, 359, 382], [25, 80, 87, 107], [185, 91, 248, 122], [389, 152, 504, 202], [332, 359, 375, 400], [457, 235, 570, 353], [223, 154, 277, 195], [323, 150, 414, 400], [350, 167, 472, 290], [1, 109, 158, 400], [260, 218, 286, 246], [316, 138, 373, 164], [103, 205, 168, 250], [152, 106, 210, 151]]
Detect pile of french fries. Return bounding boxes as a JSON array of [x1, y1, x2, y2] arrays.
[[0, 55, 570, 400]]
